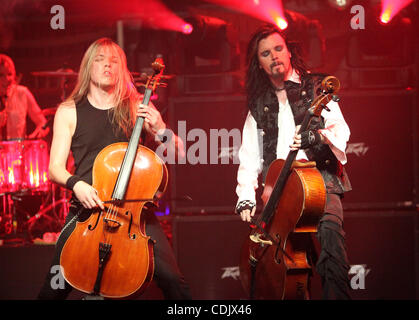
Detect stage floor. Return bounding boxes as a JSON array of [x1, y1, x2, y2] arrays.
[[0, 211, 417, 300]]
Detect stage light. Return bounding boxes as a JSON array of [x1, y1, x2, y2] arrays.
[[173, 14, 240, 74], [380, 9, 391, 24], [122, 0, 191, 34], [203, 0, 287, 28], [275, 16, 288, 30], [182, 23, 193, 35], [347, 2, 414, 70], [328, 0, 352, 10], [379, 0, 413, 25]]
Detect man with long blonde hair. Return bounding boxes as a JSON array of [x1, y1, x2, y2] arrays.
[[38, 38, 190, 300]]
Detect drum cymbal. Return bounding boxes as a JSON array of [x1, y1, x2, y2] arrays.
[[31, 70, 78, 77]]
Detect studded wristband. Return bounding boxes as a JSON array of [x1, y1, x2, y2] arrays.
[[300, 130, 321, 149], [235, 200, 256, 214]]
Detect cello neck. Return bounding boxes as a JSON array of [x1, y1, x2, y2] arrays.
[[110, 57, 166, 201], [111, 88, 152, 201], [258, 109, 313, 225]]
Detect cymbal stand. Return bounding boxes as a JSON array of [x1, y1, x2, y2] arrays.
[[0, 191, 26, 245], [49, 183, 70, 226], [26, 183, 69, 239]]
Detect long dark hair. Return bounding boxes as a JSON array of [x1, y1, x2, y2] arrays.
[[245, 24, 308, 108]]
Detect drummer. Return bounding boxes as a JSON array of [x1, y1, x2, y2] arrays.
[[0, 54, 49, 140]]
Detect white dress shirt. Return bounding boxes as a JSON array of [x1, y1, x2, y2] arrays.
[[236, 70, 350, 206]]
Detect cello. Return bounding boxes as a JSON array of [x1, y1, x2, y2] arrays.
[[239, 76, 341, 299], [59, 58, 168, 298]]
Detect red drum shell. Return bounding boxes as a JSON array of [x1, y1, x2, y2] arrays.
[[0, 140, 49, 194]]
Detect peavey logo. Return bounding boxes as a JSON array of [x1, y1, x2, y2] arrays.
[[346, 142, 369, 157], [221, 266, 240, 280]]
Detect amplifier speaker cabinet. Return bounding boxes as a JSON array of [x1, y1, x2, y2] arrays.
[[172, 215, 250, 300], [168, 95, 248, 214], [172, 211, 418, 300], [175, 73, 242, 95], [338, 89, 418, 210], [343, 210, 417, 300], [168, 89, 418, 213]]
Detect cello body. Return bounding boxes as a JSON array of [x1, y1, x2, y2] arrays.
[[239, 159, 326, 299], [60, 143, 167, 298]]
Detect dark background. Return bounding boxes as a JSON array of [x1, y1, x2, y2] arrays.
[[0, 0, 418, 300]]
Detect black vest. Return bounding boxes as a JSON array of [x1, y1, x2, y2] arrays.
[[248, 73, 351, 195], [71, 97, 129, 185]]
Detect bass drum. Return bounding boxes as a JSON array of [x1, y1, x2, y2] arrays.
[[20, 139, 50, 193], [0, 140, 25, 194], [0, 139, 49, 195]]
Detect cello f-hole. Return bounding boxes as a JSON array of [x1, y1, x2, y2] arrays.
[[88, 212, 101, 231], [274, 234, 282, 265], [126, 210, 136, 240]]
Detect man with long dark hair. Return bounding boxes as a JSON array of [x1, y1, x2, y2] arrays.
[[235, 24, 352, 299]]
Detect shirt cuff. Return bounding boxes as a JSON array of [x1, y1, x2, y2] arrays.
[[318, 128, 348, 164]]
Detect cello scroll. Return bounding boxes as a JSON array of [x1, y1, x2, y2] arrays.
[[309, 76, 341, 117]]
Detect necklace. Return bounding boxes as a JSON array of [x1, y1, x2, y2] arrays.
[[275, 86, 285, 92]]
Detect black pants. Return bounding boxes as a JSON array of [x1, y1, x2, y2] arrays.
[[314, 193, 351, 300], [37, 205, 191, 300]]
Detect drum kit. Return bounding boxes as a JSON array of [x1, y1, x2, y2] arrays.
[[0, 139, 66, 243], [0, 69, 78, 245]]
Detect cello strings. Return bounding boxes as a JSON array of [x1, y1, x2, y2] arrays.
[[102, 203, 111, 245], [103, 201, 116, 245], [106, 199, 124, 246]]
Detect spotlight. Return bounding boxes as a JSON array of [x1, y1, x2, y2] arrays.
[[182, 23, 193, 35], [379, 10, 391, 24], [379, 0, 413, 25], [275, 16, 288, 30], [173, 14, 240, 74], [328, 0, 352, 10]]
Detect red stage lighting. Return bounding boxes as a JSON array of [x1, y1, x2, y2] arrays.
[[122, 0, 191, 34], [275, 16, 288, 30], [379, 0, 413, 25], [182, 23, 193, 35], [380, 8, 391, 24], [173, 14, 240, 74], [204, 0, 288, 28]]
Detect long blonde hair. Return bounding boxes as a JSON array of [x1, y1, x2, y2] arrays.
[[66, 37, 139, 137]]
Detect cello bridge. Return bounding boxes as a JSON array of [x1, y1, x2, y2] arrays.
[[249, 233, 273, 246], [103, 218, 121, 229]]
